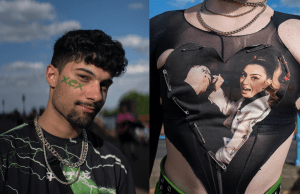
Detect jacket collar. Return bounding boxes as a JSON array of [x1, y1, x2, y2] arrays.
[[239, 91, 269, 111]]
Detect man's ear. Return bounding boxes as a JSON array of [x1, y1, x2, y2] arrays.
[[46, 64, 59, 88]]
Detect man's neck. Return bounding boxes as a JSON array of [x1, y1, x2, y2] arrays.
[[37, 107, 82, 139], [209, 0, 263, 14]]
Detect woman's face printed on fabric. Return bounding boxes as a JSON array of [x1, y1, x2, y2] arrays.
[[240, 64, 272, 98]]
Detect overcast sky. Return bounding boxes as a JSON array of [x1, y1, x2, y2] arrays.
[[0, 0, 149, 114]]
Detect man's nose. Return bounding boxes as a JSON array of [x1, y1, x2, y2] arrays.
[[86, 84, 103, 102]]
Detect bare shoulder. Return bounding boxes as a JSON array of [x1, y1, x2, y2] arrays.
[[185, 3, 201, 15], [278, 19, 300, 64], [184, 3, 202, 22], [184, 3, 205, 31]]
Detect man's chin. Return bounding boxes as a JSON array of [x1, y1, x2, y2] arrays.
[[72, 118, 94, 129], [66, 111, 95, 129]]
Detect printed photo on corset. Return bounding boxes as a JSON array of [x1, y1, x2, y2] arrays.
[[208, 45, 290, 164], [163, 44, 290, 165]]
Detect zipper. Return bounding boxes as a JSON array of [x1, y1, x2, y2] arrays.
[[278, 55, 289, 75], [230, 135, 247, 156], [181, 45, 204, 52], [162, 69, 172, 91], [172, 96, 189, 115], [193, 123, 205, 144], [207, 151, 227, 171], [163, 69, 190, 116], [246, 44, 270, 53]]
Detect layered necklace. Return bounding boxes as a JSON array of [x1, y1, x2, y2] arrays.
[[34, 117, 89, 185], [222, 0, 266, 6], [197, 0, 267, 36]]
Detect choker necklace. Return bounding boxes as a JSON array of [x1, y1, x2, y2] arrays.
[[34, 117, 88, 185], [197, 0, 267, 36], [221, 0, 267, 7], [204, 0, 258, 18]]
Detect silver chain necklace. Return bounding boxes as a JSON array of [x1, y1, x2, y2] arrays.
[[221, 0, 267, 7], [197, 0, 267, 36], [204, 0, 258, 18], [34, 117, 88, 185]]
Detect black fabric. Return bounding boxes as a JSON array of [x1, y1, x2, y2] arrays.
[[34, 128, 74, 194], [50, 159, 74, 194], [0, 120, 136, 194], [150, 10, 300, 194]]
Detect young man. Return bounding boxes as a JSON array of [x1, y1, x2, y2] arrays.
[[0, 30, 136, 194]]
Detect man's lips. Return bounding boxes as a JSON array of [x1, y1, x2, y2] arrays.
[[79, 105, 94, 113]]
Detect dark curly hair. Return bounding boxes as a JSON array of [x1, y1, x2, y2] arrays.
[[51, 30, 127, 77]]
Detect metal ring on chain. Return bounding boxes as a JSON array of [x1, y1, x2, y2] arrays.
[[204, 0, 258, 18], [197, 0, 267, 36], [34, 117, 88, 185]]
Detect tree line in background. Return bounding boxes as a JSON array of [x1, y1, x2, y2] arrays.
[[0, 90, 149, 123], [100, 90, 149, 117]]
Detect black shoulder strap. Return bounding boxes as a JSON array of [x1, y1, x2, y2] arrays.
[[272, 11, 300, 29], [32, 126, 75, 194]]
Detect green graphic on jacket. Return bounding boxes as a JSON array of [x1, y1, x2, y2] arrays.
[[62, 166, 116, 194]]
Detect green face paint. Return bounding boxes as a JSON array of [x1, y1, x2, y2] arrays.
[[61, 75, 70, 84], [68, 79, 78, 87], [61, 75, 84, 91], [74, 82, 84, 91]]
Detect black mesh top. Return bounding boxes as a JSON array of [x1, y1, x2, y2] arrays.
[[150, 10, 300, 194]]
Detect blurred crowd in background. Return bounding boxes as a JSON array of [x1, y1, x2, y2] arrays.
[[0, 99, 149, 149]]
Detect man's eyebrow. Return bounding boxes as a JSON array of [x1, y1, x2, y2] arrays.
[[75, 68, 96, 77]]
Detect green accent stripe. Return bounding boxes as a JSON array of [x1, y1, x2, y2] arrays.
[[157, 156, 282, 194], [264, 173, 282, 194], [1, 123, 28, 135], [158, 156, 185, 194]]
